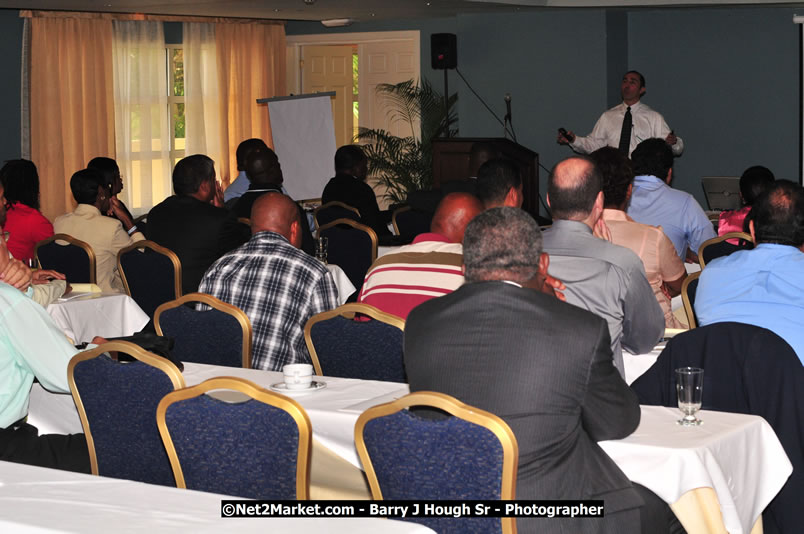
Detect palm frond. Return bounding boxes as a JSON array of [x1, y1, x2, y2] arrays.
[[359, 79, 458, 204]]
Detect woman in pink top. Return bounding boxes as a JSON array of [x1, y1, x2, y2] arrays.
[[592, 147, 687, 328], [0, 160, 53, 263], [718, 165, 775, 238]]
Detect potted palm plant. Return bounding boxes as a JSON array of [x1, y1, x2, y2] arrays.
[[356, 78, 458, 205]]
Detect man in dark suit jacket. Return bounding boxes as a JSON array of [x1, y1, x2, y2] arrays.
[[147, 154, 249, 295], [405, 207, 677, 534], [321, 144, 390, 237]]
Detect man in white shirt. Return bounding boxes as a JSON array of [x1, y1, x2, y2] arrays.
[[558, 71, 683, 157]]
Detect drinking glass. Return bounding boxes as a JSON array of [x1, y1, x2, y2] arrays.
[[316, 237, 328, 264], [676, 367, 704, 426]]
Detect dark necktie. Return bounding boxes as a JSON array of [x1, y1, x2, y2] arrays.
[[618, 106, 632, 155]]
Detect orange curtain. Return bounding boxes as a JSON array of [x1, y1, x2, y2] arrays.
[[215, 22, 286, 186], [29, 15, 114, 221]]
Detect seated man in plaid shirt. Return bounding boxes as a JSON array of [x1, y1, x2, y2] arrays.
[[199, 192, 339, 371]]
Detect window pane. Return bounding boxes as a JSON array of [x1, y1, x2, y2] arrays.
[[172, 48, 184, 97], [173, 102, 185, 145]]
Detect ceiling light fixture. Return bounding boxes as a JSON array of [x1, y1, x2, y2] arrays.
[[321, 18, 354, 27]]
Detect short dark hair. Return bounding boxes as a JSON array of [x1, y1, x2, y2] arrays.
[[0, 159, 41, 210], [631, 138, 673, 179], [173, 154, 215, 196], [236, 138, 268, 171], [70, 168, 106, 205], [547, 156, 602, 219], [476, 159, 521, 207], [463, 207, 542, 284], [751, 180, 804, 247], [740, 166, 775, 206], [334, 145, 366, 172], [87, 157, 120, 191], [626, 70, 646, 87], [590, 147, 634, 209]]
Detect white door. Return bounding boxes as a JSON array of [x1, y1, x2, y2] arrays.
[[359, 39, 419, 139], [301, 44, 355, 149]]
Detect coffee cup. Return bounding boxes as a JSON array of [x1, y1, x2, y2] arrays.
[[283, 363, 313, 390]]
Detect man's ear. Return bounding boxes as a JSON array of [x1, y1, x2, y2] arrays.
[[639, 86, 646, 97], [749, 219, 756, 243], [289, 220, 302, 249], [504, 186, 520, 208], [666, 168, 673, 185], [538, 252, 549, 277], [546, 193, 551, 208]]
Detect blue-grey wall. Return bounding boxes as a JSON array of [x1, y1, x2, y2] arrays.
[[290, 6, 801, 208], [629, 7, 800, 201], [0, 10, 23, 163]]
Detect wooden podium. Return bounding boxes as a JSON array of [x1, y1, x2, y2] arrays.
[[431, 137, 541, 218]]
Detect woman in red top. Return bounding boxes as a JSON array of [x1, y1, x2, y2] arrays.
[[0, 159, 53, 263]]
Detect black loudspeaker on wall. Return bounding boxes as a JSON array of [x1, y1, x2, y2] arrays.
[[431, 33, 457, 70]]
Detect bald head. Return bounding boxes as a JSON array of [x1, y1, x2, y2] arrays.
[[246, 148, 282, 187], [251, 192, 301, 247], [430, 193, 483, 243], [547, 156, 603, 222]]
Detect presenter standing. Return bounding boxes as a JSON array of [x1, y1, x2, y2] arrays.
[[558, 71, 683, 157]]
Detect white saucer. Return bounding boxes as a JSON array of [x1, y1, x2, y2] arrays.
[[269, 381, 327, 395]]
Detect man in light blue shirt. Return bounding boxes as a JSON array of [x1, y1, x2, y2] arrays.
[[628, 138, 715, 262], [696, 181, 804, 363]]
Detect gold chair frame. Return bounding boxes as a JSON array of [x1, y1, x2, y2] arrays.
[[237, 217, 251, 227], [117, 240, 183, 299], [355, 391, 518, 534], [303, 302, 405, 376], [681, 271, 701, 329], [313, 201, 361, 229], [67, 341, 186, 476], [391, 205, 411, 236], [35, 233, 97, 283], [697, 232, 753, 268], [156, 376, 312, 499], [154, 292, 254, 368], [316, 218, 378, 264]]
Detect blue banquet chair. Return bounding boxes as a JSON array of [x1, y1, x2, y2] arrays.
[[154, 293, 253, 368], [355, 391, 518, 534], [68, 341, 185, 486], [156, 377, 311, 499], [304, 303, 405, 382], [35, 233, 96, 283], [118, 240, 182, 319]]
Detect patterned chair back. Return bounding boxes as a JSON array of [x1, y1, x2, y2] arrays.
[[118, 240, 182, 318], [305, 303, 405, 382], [68, 341, 185, 486], [157, 377, 311, 499], [698, 232, 754, 268], [35, 234, 96, 283], [314, 201, 361, 229], [681, 272, 700, 328], [154, 293, 252, 368], [317, 219, 377, 292], [355, 391, 518, 534], [392, 206, 433, 240]]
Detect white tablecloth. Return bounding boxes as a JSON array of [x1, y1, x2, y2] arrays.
[[600, 406, 792, 534], [46, 293, 150, 343], [327, 264, 356, 304], [28, 362, 791, 529], [623, 342, 665, 385], [0, 460, 434, 534]]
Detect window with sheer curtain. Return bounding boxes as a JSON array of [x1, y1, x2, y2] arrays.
[[112, 21, 172, 217]]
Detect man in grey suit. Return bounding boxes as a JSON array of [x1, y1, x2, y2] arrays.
[[405, 207, 678, 534], [543, 156, 664, 378]]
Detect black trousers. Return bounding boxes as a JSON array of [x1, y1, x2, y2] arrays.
[[0, 422, 91, 474]]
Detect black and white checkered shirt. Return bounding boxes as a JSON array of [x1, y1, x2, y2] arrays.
[[198, 231, 338, 371]]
